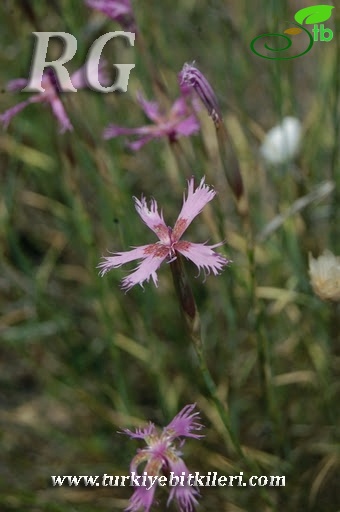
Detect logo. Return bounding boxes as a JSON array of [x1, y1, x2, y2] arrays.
[[250, 4, 334, 59]]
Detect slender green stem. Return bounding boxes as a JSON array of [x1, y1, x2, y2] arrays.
[[170, 255, 276, 508]]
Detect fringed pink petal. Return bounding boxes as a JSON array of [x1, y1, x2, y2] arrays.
[[49, 97, 73, 132], [136, 91, 162, 123], [126, 136, 155, 151], [175, 115, 200, 137], [172, 177, 216, 240], [175, 240, 229, 276], [85, 0, 132, 19], [120, 246, 169, 291], [103, 124, 142, 139], [166, 457, 200, 512], [126, 484, 157, 512], [165, 404, 204, 440], [0, 98, 37, 128], [133, 196, 169, 242], [123, 422, 156, 440], [6, 78, 28, 92], [103, 124, 154, 148], [97, 245, 155, 275], [170, 97, 188, 117]]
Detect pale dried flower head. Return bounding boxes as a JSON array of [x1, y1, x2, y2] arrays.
[[309, 250, 340, 302], [260, 116, 302, 165]]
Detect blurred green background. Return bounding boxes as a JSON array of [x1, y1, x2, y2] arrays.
[[0, 1, 339, 511]]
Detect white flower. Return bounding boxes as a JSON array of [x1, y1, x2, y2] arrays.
[[260, 116, 302, 164], [309, 250, 340, 302]]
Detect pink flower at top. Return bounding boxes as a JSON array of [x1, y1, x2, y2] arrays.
[[103, 92, 200, 150], [124, 404, 204, 512], [85, 0, 136, 31], [0, 61, 108, 133], [98, 177, 229, 291]]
